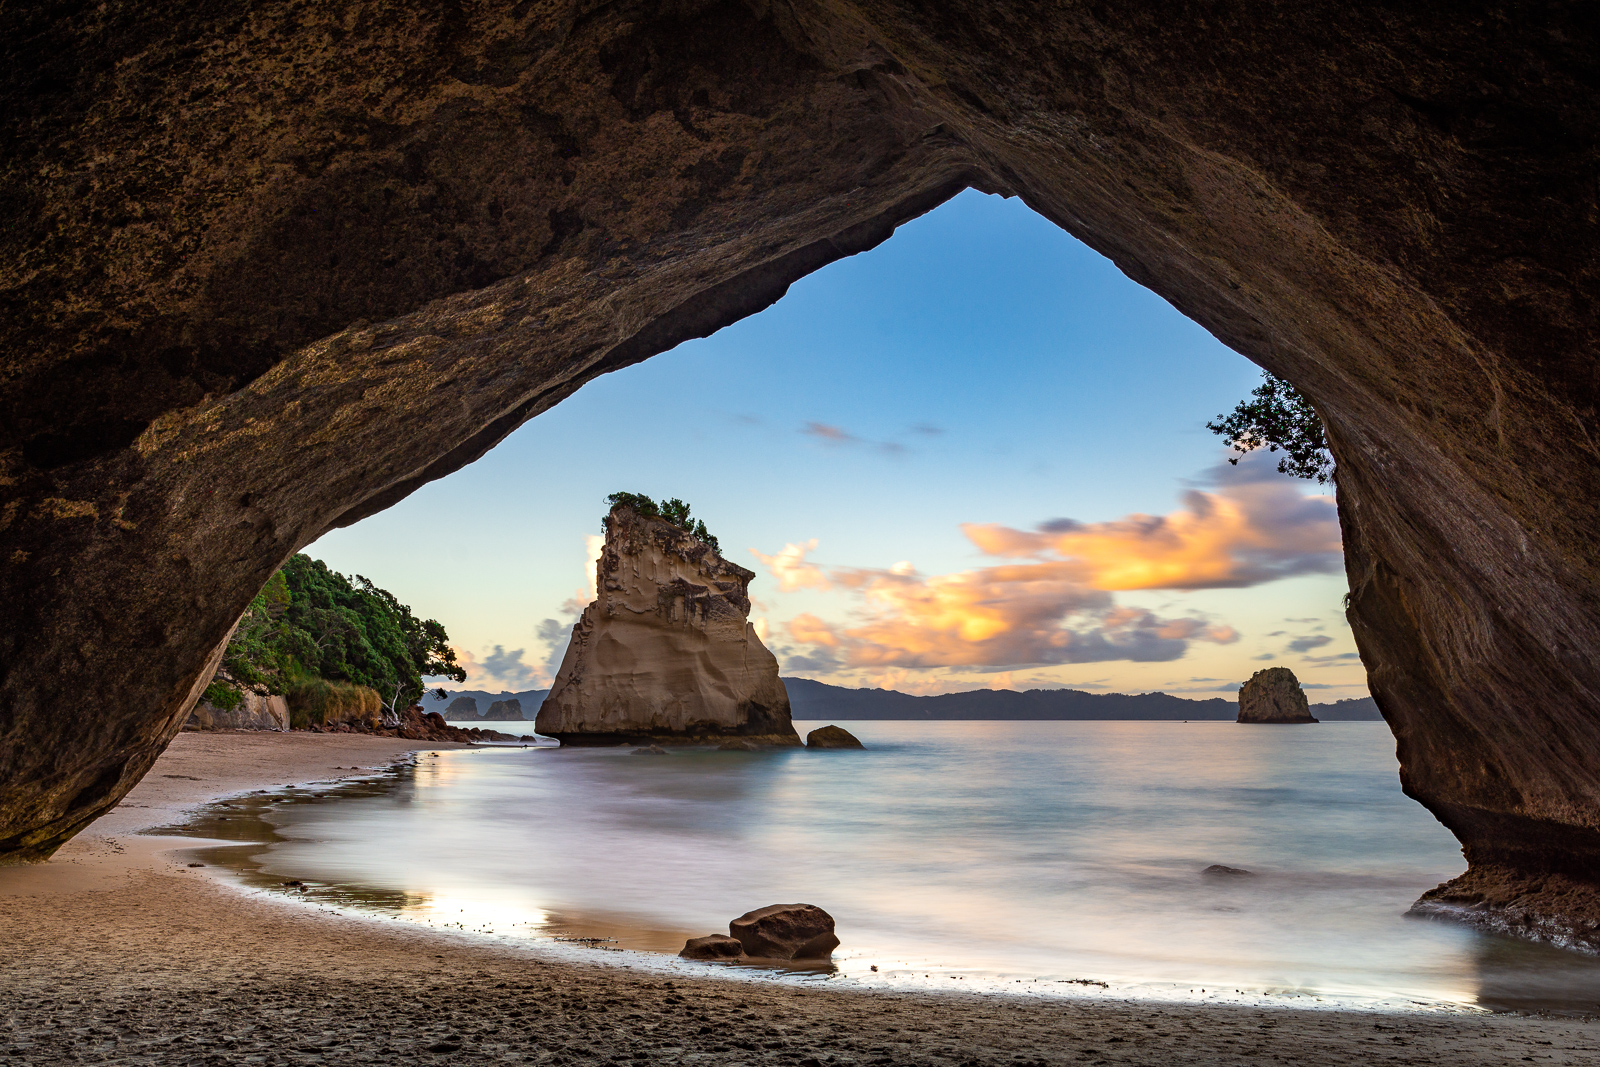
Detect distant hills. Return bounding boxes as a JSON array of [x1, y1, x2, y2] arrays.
[[422, 679, 1381, 722], [423, 688, 549, 721], [781, 677, 1383, 722]]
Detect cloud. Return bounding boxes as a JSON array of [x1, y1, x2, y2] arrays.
[[961, 460, 1341, 591], [802, 422, 859, 444], [1286, 634, 1333, 653], [910, 423, 945, 436], [449, 644, 545, 690], [763, 453, 1336, 676], [1302, 651, 1362, 665], [786, 560, 1237, 670], [799, 421, 916, 457], [750, 540, 831, 592], [787, 612, 840, 646]]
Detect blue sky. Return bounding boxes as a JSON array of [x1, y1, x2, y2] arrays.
[[308, 190, 1365, 701]]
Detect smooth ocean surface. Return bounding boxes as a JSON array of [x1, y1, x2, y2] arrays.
[[201, 721, 1600, 1012]]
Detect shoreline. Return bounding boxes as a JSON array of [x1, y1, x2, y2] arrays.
[[3, 733, 1599, 1065]]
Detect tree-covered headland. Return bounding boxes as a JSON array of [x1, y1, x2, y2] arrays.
[[203, 555, 464, 728]]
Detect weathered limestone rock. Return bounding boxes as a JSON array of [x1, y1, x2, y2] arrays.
[[806, 725, 865, 749], [1237, 668, 1318, 724], [482, 699, 522, 721], [184, 692, 289, 732], [445, 696, 481, 721], [729, 904, 840, 960], [535, 505, 799, 747], [3, 0, 1600, 946]]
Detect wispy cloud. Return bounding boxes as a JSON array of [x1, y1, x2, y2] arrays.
[[799, 421, 921, 457], [802, 422, 859, 444], [1286, 634, 1333, 653]]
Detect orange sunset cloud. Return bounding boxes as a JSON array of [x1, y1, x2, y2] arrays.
[[757, 461, 1340, 671]]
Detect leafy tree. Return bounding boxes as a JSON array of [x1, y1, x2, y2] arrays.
[[1206, 371, 1334, 483], [202, 555, 465, 716], [604, 491, 720, 551]]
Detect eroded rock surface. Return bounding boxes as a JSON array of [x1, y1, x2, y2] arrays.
[[729, 904, 840, 961], [535, 505, 798, 747], [3, 0, 1600, 943], [482, 699, 522, 721], [445, 697, 481, 721], [1237, 668, 1318, 724], [184, 692, 288, 732]]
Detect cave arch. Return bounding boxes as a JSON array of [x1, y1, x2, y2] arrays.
[[3, 0, 1598, 938]]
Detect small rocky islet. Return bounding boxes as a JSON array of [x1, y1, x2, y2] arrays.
[[1236, 667, 1318, 724]]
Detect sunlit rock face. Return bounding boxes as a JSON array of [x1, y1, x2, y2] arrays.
[[535, 506, 798, 747], [2, 1, 1600, 941]]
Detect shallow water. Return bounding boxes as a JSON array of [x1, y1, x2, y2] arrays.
[[172, 721, 1600, 1012]]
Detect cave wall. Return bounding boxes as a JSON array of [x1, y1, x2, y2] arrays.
[[3, 0, 1598, 922]]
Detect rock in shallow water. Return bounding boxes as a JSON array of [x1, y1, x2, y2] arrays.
[[535, 504, 800, 748], [805, 725, 864, 749], [1202, 864, 1253, 878], [679, 934, 745, 960], [1236, 667, 1318, 724], [730, 904, 839, 960]]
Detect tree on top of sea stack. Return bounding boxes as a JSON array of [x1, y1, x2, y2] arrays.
[[534, 494, 797, 747], [603, 491, 720, 551], [1237, 667, 1319, 724]]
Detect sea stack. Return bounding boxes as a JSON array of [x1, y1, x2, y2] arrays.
[[1237, 667, 1318, 723], [535, 503, 800, 746]]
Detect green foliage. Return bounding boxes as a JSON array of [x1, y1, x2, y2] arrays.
[[1206, 371, 1334, 483], [201, 680, 243, 711], [604, 491, 720, 551], [203, 555, 465, 717]]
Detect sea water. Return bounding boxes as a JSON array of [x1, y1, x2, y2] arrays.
[[182, 721, 1600, 1012]]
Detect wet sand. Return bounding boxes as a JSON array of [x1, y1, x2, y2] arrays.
[[3, 733, 1599, 1065]]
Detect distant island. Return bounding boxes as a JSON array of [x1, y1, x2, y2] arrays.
[[783, 677, 1381, 721], [424, 688, 549, 721], [425, 678, 1380, 722]]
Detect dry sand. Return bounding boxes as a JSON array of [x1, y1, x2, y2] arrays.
[[3, 732, 1599, 1066]]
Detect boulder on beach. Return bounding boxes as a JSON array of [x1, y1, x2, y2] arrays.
[[632, 744, 668, 755], [806, 725, 864, 749], [678, 934, 745, 960], [1236, 667, 1318, 724], [729, 903, 839, 960], [718, 738, 761, 751]]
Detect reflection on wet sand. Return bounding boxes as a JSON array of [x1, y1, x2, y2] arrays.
[[150, 761, 835, 975]]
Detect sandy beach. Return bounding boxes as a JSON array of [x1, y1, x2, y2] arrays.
[[3, 733, 1598, 1066]]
